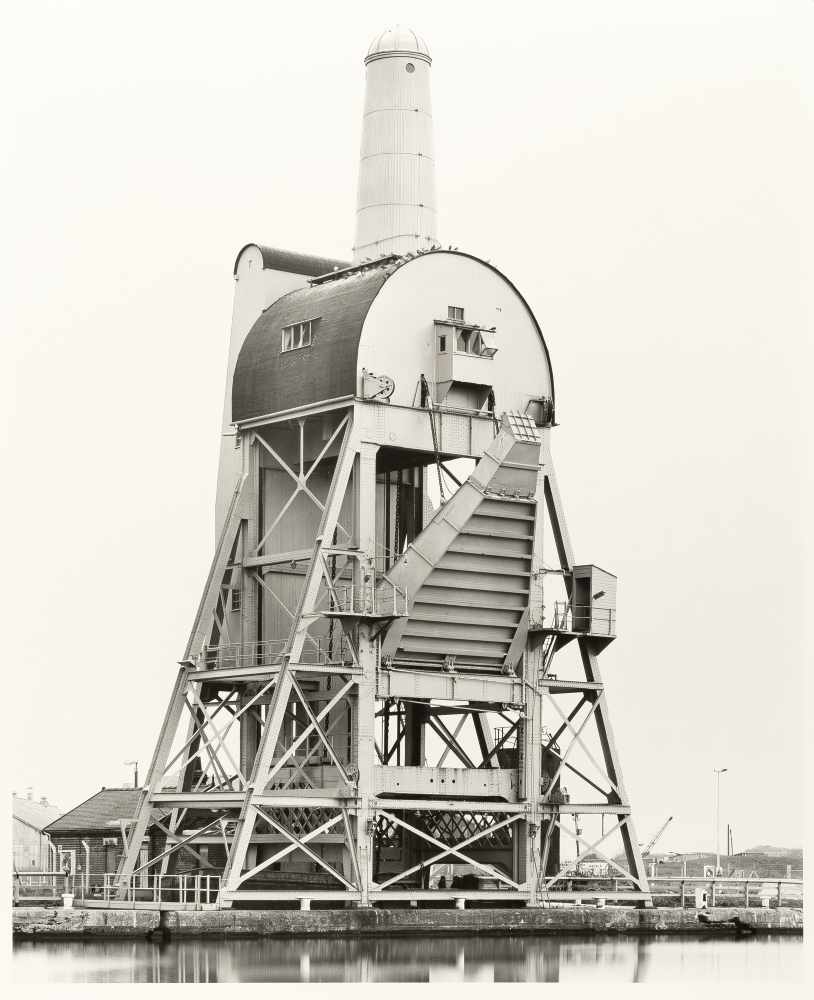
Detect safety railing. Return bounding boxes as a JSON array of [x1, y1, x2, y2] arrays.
[[326, 582, 408, 618], [100, 873, 221, 907], [493, 725, 518, 749], [547, 602, 616, 637], [13, 871, 81, 903], [196, 635, 351, 670], [648, 876, 804, 908]]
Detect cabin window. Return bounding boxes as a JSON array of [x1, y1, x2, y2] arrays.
[[437, 334, 447, 353], [448, 305, 464, 322], [456, 328, 482, 355], [281, 320, 314, 353]]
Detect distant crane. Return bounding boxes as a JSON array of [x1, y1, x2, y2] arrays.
[[641, 816, 673, 857]]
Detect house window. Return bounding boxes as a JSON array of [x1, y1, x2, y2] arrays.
[[448, 306, 464, 322], [281, 320, 314, 353], [230, 588, 241, 613]]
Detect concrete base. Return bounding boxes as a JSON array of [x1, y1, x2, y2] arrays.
[[13, 905, 803, 940], [13, 907, 160, 938]]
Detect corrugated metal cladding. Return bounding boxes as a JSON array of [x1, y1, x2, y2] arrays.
[[231, 266, 391, 422], [232, 244, 349, 277], [353, 52, 437, 261]]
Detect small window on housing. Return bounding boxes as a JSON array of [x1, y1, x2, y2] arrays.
[[230, 588, 241, 613], [448, 306, 464, 322], [281, 320, 314, 353], [456, 328, 482, 355], [437, 334, 447, 353]]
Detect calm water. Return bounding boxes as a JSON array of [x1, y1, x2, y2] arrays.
[[12, 934, 803, 983]]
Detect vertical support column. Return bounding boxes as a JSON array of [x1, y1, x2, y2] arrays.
[[403, 705, 424, 765], [521, 640, 544, 904], [238, 691, 262, 782], [354, 442, 379, 906], [355, 625, 377, 906], [240, 435, 262, 776], [521, 449, 548, 902], [241, 433, 260, 650], [529, 452, 547, 629]]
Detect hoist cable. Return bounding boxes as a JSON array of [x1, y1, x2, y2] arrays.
[[420, 374, 446, 504]]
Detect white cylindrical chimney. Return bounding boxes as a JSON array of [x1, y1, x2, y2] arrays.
[[353, 27, 438, 262]]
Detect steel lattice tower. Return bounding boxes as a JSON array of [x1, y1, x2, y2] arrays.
[[114, 27, 651, 911]]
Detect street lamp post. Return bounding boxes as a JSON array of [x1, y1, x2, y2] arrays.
[[124, 760, 139, 788], [714, 767, 728, 875]]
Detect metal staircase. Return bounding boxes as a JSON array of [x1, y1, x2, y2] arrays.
[[379, 415, 541, 671]]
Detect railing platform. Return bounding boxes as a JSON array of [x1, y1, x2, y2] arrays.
[[530, 601, 616, 644], [322, 583, 408, 621]]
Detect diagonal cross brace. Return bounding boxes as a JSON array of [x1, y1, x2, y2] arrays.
[[253, 806, 355, 890], [377, 811, 523, 891], [544, 692, 622, 800], [236, 810, 344, 885]]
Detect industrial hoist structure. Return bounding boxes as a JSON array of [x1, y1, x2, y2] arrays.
[[114, 28, 651, 910]]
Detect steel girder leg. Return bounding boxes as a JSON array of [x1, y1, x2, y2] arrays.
[[220, 423, 359, 902], [538, 436, 651, 904], [115, 666, 191, 899]]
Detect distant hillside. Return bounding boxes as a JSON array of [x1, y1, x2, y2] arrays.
[[612, 846, 803, 878], [747, 845, 802, 858]]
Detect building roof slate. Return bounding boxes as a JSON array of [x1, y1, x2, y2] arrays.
[[45, 788, 147, 834], [12, 795, 62, 832]]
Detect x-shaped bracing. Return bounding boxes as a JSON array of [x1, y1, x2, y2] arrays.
[[252, 415, 351, 558], [540, 815, 647, 892], [234, 807, 356, 890], [541, 692, 621, 802], [376, 810, 523, 891], [264, 677, 356, 787]]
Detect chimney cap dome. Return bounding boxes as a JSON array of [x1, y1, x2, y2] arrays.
[[365, 25, 431, 65]]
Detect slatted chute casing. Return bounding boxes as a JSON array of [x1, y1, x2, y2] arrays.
[[379, 420, 540, 670]]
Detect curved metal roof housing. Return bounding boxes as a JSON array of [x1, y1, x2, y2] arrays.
[[232, 251, 554, 424], [232, 263, 394, 422], [232, 244, 349, 278]]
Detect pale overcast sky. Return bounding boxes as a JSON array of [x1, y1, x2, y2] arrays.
[[3, 0, 812, 853]]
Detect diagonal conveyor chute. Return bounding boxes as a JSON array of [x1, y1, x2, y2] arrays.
[[378, 413, 541, 671]]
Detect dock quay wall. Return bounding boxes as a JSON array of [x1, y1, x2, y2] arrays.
[[13, 905, 803, 940]]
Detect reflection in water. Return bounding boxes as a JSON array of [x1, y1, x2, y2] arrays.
[[12, 933, 802, 984]]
